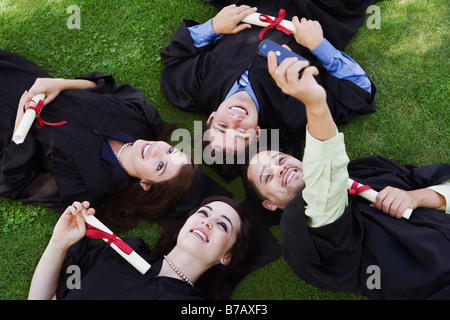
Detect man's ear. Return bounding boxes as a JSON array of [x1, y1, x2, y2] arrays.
[[220, 252, 232, 266], [140, 181, 151, 191], [206, 112, 216, 126], [255, 125, 261, 141], [262, 199, 278, 211]]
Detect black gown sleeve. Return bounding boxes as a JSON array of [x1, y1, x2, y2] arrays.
[[281, 158, 450, 298], [76, 71, 162, 135], [280, 192, 365, 293], [160, 20, 216, 113], [0, 53, 162, 209]]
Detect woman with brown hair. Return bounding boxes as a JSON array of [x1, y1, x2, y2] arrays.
[[0, 50, 197, 228], [98, 158, 199, 231], [28, 196, 258, 300]]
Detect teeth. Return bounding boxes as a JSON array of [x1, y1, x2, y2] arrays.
[[142, 144, 151, 158], [193, 229, 207, 242], [286, 171, 295, 184], [231, 106, 246, 114]]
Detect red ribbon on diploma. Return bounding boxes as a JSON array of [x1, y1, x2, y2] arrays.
[[258, 9, 293, 40], [24, 99, 67, 128], [348, 180, 373, 196], [86, 223, 133, 255]]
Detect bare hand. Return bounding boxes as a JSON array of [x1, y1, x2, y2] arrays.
[[292, 17, 324, 50], [14, 90, 31, 127], [267, 48, 326, 105], [24, 78, 67, 107], [373, 187, 418, 219], [50, 201, 95, 249], [212, 4, 257, 34]]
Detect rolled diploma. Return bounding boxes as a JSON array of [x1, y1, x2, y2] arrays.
[[347, 178, 413, 219], [241, 12, 296, 34], [81, 210, 151, 274], [12, 93, 46, 145]]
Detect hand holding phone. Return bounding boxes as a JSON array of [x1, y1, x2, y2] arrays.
[[258, 39, 308, 64], [264, 39, 323, 107], [257, 39, 309, 76]]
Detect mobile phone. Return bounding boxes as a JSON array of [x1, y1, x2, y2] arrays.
[[257, 39, 308, 65]]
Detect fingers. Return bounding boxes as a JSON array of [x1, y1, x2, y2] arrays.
[[27, 78, 45, 98], [268, 53, 310, 83], [267, 51, 278, 75], [375, 187, 412, 219], [214, 4, 257, 34], [18, 90, 32, 110], [232, 22, 252, 34], [301, 65, 319, 78], [230, 5, 257, 33], [235, 4, 257, 18], [281, 44, 292, 52], [64, 201, 95, 217], [292, 16, 324, 50]]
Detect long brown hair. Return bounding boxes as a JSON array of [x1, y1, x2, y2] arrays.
[[98, 161, 198, 231], [153, 196, 258, 299]]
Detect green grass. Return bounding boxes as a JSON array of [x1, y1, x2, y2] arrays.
[[0, 0, 448, 300]]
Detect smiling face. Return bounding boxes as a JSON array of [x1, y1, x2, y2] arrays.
[[247, 150, 305, 211], [177, 201, 242, 266], [207, 91, 260, 153], [128, 140, 191, 185]]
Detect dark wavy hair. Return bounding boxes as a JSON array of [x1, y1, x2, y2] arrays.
[[98, 161, 198, 232], [152, 195, 258, 299]]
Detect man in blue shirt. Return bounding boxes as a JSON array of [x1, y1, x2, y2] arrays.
[[160, 2, 376, 172]]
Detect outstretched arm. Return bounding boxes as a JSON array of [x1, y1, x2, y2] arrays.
[[28, 201, 94, 300], [267, 52, 349, 228], [267, 51, 336, 141]]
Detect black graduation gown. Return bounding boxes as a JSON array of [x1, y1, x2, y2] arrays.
[[280, 156, 450, 299], [203, 0, 377, 51], [160, 0, 376, 139], [56, 237, 205, 300], [0, 50, 162, 211]]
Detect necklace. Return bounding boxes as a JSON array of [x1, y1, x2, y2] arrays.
[[163, 255, 194, 287], [116, 142, 133, 160]]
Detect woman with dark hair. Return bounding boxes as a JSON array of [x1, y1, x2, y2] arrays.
[[28, 196, 258, 300], [0, 50, 197, 228], [99, 159, 199, 231]]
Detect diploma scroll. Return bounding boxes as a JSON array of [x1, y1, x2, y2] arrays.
[[241, 12, 296, 34], [82, 210, 152, 274], [348, 178, 413, 219], [12, 93, 46, 145]]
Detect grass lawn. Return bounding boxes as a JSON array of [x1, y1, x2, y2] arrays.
[[0, 0, 448, 300]]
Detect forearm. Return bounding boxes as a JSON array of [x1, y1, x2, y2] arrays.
[[303, 129, 350, 227], [59, 78, 96, 90], [426, 179, 450, 213], [311, 39, 372, 93], [304, 100, 337, 141], [412, 188, 447, 212], [188, 19, 223, 47], [28, 240, 69, 300]]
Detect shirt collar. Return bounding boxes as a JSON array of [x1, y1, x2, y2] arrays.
[[225, 71, 260, 114], [101, 132, 134, 188]]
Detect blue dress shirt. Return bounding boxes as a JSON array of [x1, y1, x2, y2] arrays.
[[188, 18, 372, 104]]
